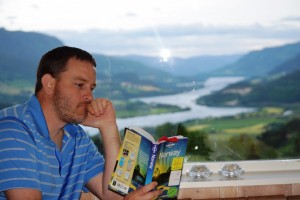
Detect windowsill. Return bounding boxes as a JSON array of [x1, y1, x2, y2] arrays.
[[180, 159, 300, 188]]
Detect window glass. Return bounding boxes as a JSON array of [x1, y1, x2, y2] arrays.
[[0, 0, 300, 161]]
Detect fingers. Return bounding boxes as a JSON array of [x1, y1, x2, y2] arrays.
[[137, 182, 158, 195], [139, 188, 162, 200], [124, 182, 162, 200], [87, 98, 109, 117]]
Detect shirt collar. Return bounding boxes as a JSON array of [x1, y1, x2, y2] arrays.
[[27, 95, 76, 140], [27, 95, 51, 139]]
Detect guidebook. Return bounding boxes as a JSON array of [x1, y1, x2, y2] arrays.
[[108, 127, 188, 199]]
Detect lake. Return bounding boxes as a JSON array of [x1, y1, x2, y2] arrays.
[[83, 77, 254, 136]]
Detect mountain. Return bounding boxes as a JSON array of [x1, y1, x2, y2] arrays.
[[2, 28, 300, 108], [0, 28, 187, 107], [0, 28, 64, 106], [0, 28, 64, 81], [120, 54, 242, 77], [209, 41, 300, 78], [92, 54, 188, 99], [199, 68, 300, 107], [270, 53, 300, 75]]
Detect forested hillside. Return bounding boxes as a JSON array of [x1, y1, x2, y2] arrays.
[[2, 27, 300, 114], [258, 118, 300, 158], [209, 41, 300, 78], [270, 53, 300, 75], [92, 54, 187, 99], [0, 28, 63, 81], [199, 69, 300, 107], [121, 54, 242, 77], [0, 28, 186, 108]]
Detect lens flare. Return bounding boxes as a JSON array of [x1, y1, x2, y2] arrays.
[[160, 48, 171, 62]]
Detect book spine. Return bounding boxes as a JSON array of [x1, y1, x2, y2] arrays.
[[144, 143, 159, 185]]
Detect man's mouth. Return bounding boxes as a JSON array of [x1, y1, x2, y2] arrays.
[[77, 103, 89, 113], [78, 102, 89, 108]]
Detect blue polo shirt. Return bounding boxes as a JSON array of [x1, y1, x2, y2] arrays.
[[0, 95, 105, 199]]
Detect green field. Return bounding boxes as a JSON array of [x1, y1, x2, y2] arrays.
[[180, 106, 298, 161], [186, 107, 285, 137], [187, 116, 283, 140]]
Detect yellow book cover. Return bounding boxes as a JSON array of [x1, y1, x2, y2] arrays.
[[108, 127, 188, 199]]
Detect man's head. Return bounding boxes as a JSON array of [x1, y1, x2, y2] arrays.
[[35, 46, 97, 124], [35, 46, 96, 95]]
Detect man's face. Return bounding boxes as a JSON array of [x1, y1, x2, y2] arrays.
[[52, 58, 96, 124]]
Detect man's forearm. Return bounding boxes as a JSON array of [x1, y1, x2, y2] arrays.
[[99, 123, 121, 197]]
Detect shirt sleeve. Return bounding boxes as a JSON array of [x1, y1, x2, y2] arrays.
[[0, 117, 41, 193], [83, 136, 105, 187]]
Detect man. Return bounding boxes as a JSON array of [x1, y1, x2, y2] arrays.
[[0, 46, 162, 199]]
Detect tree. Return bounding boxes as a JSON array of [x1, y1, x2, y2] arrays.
[[155, 123, 184, 138], [155, 123, 213, 161], [227, 134, 277, 160], [258, 118, 300, 158], [91, 135, 104, 155], [186, 130, 213, 160]]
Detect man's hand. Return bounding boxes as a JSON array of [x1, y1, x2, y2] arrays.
[[83, 98, 121, 200], [124, 182, 162, 200], [81, 98, 116, 129]]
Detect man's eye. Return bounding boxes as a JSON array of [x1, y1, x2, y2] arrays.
[[75, 83, 84, 88]]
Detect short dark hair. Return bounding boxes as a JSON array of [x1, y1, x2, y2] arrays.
[[35, 46, 96, 94]]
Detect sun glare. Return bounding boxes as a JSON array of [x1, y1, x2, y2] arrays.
[[160, 48, 171, 62]]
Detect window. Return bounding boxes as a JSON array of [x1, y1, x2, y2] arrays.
[[1, 0, 300, 163]]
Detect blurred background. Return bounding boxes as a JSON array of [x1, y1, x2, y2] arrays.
[[1, 0, 300, 162]]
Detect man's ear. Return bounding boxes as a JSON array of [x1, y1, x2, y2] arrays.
[[41, 74, 56, 94]]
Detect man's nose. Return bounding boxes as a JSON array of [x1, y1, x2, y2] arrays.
[[84, 90, 93, 101]]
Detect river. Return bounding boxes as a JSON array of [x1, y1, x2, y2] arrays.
[[83, 77, 254, 136]]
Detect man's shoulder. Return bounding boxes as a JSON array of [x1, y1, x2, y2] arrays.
[[0, 115, 34, 144], [0, 103, 26, 119], [0, 103, 33, 137], [0, 96, 37, 120]]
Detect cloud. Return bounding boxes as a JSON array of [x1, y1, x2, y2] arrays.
[[31, 3, 40, 10], [124, 12, 138, 17], [281, 16, 300, 22], [45, 22, 300, 58]]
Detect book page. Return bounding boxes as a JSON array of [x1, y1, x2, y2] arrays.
[[109, 128, 153, 195], [128, 126, 156, 143]]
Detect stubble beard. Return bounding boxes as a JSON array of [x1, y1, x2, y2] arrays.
[[53, 87, 88, 124]]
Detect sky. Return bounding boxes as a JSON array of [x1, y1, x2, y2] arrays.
[[1, 0, 300, 58]]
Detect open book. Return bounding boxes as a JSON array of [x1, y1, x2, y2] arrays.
[[108, 127, 188, 199]]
